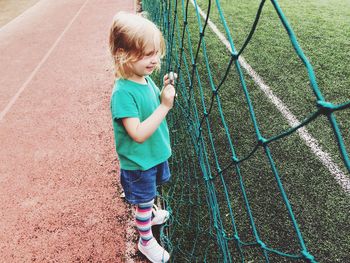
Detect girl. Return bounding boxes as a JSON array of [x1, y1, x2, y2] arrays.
[[109, 11, 176, 263]]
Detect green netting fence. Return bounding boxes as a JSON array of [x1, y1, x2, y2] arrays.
[[141, 0, 350, 262]]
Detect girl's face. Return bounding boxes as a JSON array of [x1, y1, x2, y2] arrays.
[[129, 44, 161, 83]]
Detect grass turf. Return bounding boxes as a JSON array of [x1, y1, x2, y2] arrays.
[[146, 0, 350, 261]]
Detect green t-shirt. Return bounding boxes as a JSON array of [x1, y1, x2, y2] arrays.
[[110, 76, 171, 171]]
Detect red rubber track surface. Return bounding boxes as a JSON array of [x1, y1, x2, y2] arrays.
[[0, 0, 142, 262]]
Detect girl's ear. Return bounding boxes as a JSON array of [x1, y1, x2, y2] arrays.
[[114, 48, 126, 61], [117, 48, 125, 53]]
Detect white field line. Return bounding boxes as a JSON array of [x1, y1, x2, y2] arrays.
[[191, 0, 350, 193], [0, 0, 90, 123]]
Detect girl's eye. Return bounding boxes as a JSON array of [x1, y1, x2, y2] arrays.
[[145, 51, 159, 56]]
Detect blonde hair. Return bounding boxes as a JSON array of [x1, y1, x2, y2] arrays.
[[109, 12, 166, 79]]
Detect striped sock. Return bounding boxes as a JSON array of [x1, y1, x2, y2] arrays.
[[136, 200, 154, 246]]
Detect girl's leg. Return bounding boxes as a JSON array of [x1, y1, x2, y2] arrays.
[[136, 199, 170, 262], [136, 199, 154, 246]]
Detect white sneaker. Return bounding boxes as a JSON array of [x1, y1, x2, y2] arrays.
[[138, 238, 170, 263], [151, 205, 170, 226]]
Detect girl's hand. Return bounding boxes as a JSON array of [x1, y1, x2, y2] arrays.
[[163, 72, 178, 86], [161, 84, 176, 109]]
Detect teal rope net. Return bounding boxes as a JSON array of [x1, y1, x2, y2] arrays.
[[142, 0, 350, 262]]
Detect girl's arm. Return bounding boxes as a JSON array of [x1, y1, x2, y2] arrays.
[[122, 84, 176, 143]]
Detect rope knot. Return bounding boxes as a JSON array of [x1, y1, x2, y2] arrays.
[[232, 156, 239, 164], [258, 137, 267, 146], [317, 100, 335, 115], [257, 240, 267, 249], [204, 174, 213, 181], [231, 53, 239, 60], [221, 230, 227, 238], [301, 250, 315, 262]]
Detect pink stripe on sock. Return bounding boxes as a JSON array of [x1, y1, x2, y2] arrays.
[[139, 229, 151, 235], [136, 208, 152, 214], [136, 219, 151, 226], [137, 209, 152, 215]]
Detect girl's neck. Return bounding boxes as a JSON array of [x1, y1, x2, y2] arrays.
[[128, 74, 147, 85]]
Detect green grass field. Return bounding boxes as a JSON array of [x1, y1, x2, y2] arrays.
[[144, 0, 350, 262]]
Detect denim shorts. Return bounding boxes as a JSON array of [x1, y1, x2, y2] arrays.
[[120, 161, 171, 204]]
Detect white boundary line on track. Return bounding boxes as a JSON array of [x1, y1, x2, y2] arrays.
[[0, 0, 90, 123], [191, 0, 350, 193]]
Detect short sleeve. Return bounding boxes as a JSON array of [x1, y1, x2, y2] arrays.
[[111, 89, 139, 120]]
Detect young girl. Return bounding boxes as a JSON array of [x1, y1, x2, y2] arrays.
[[109, 12, 176, 263]]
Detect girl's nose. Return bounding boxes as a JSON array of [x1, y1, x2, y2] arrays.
[[151, 54, 159, 64]]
